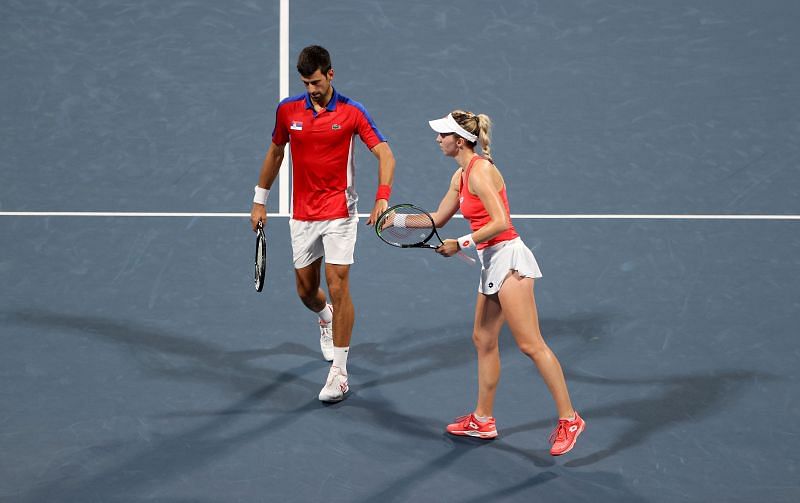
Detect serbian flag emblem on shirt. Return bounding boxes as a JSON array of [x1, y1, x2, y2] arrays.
[[290, 120, 303, 131]]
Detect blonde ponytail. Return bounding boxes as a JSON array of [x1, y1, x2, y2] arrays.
[[475, 113, 492, 161], [451, 110, 493, 160]]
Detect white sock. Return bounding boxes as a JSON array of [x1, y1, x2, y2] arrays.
[[333, 347, 349, 374], [317, 303, 333, 324]]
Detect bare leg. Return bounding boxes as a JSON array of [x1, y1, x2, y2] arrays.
[[472, 292, 505, 418], [498, 273, 575, 419], [294, 257, 327, 313], [324, 263, 354, 347]]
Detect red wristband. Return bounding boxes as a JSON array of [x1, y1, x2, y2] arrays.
[[375, 184, 391, 201]]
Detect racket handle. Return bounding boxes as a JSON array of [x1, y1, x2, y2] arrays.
[[456, 251, 477, 265]]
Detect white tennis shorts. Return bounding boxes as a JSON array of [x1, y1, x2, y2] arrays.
[[289, 216, 359, 269], [476, 237, 542, 295]]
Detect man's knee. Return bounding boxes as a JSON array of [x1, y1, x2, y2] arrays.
[[325, 264, 351, 302], [294, 260, 322, 301]]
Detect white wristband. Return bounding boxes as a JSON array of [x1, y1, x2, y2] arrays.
[[393, 213, 407, 228], [253, 186, 269, 205], [458, 233, 475, 249]]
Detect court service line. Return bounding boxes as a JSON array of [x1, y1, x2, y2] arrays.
[[1, 212, 798, 220], [259, 7, 800, 224], [277, 0, 290, 215]]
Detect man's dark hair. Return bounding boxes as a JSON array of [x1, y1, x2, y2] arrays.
[[297, 45, 332, 77]]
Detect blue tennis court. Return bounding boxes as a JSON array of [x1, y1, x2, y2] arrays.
[[1, 1, 799, 502]]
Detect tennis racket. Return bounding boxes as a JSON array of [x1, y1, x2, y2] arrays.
[[375, 204, 477, 264], [254, 221, 267, 292]]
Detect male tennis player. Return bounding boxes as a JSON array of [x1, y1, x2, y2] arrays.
[[250, 45, 395, 402]]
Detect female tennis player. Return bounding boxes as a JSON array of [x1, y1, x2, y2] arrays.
[[426, 110, 584, 455]]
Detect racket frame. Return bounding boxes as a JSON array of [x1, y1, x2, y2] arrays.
[[375, 204, 439, 249], [375, 204, 477, 264], [254, 221, 267, 292]]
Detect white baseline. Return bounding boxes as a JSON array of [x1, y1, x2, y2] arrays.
[[0, 212, 798, 220]]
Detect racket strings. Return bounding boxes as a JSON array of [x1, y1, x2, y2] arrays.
[[378, 207, 434, 246], [256, 240, 266, 264], [384, 226, 421, 240]]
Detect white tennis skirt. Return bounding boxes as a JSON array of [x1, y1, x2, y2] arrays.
[[476, 237, 542, 295]]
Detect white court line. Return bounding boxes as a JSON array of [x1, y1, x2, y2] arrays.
[[511, 214, 800, 220], [0, 212, 798, 220], [0, 212, 252, 217], [277, 0, 290, 215]]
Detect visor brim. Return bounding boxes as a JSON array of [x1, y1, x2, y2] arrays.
[[428, 117, 455, 134]]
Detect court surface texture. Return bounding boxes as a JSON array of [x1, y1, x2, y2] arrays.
[[1, 1, 798, 502]]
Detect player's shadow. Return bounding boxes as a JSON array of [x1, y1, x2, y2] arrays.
[[459, 468, 648, 503], [354, 327, 474, 389], [339, 395, 646, 503], [351, 440, 501, 503], [7, 309, 339, 502], [351, 311, 616, 390], [502, 369, 779, 467], [347, 310, 777, 472], [7, 308, 643, 501], [9, 308, 324, 412], [16, 383, 321, 503], [7, 311, 617, 467], [327, 395, 560, 503]]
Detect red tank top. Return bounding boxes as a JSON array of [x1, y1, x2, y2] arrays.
[[459, 156, 519, 250]]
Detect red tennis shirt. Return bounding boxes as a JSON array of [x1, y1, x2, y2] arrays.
[[272, 89, 386, 221], [460, 155, 519, 250]]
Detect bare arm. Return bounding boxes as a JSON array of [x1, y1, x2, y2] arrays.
[[429, 169, 462, 228], [366, 142, 396, 226], [250, 142, 286, 231]]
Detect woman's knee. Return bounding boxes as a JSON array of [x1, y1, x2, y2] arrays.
[[472, 331, 499, 353], [517, 340, 550, 361]]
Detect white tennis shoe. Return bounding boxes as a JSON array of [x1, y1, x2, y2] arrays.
[[318, 365, 349, 402]]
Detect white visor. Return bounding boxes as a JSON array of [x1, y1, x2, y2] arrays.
[[428, 113, 478, 143]]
